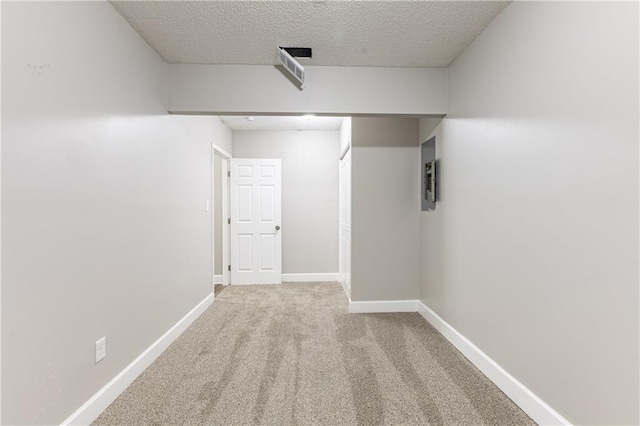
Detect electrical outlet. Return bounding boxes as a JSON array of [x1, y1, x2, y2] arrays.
[[95, 337, 106, 364]]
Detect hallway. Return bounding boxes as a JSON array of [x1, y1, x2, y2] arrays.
[[95, 283, 533, 425]]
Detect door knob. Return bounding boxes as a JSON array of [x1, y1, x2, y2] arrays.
[[275, 225, 281, 231]]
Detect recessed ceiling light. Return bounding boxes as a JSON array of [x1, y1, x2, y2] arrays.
[[303, 114, 315, 120], [245, 117, 254, 122]]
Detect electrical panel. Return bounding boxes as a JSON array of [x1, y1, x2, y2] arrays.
[[421, 136, 436, 211]]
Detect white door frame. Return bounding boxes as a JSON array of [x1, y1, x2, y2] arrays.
[[220, 159, 230, 285], [213, 143, 232, 288]]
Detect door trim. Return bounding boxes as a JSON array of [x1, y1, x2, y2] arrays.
[[213, 143, 231, 289], [220, 158, 230, 285]]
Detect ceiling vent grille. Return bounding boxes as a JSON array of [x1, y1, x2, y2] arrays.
[[277, 47, 305, 89]]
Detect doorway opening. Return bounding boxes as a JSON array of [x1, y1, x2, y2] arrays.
[[212, 115, 350, 296]]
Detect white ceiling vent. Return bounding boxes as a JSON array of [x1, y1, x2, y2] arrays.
[[277, 47, 305, 89]]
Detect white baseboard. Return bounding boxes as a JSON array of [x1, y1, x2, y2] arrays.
[[349, 299, 417, 313], [214, 275, 222, 284], [281, 273, 339, 282], [61, 293, 214, 425], [416, 301, 570, 426]]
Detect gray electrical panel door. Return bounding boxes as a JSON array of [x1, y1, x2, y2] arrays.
[[421, 136, 436, 211]]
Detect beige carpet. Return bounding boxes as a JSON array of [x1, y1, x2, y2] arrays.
[[94, 283, 535, 425], [213, 284, 225, 297]]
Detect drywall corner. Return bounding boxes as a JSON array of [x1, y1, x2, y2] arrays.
[[419, 117, 443, 142], [213, 117, 233, 155]]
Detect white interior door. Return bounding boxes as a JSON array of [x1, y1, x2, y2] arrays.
[[230, 159, 282, 284]]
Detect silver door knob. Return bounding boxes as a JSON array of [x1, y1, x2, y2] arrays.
[[275, 225, 281, 231]]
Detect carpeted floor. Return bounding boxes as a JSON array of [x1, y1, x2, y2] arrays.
[[214, 284, 225, 297], [94, 282, 535, 425]]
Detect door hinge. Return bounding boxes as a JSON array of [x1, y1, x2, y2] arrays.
[[227, 171, 231, 177], [228, 265, 231, 271], [228, 218, 231, 225]]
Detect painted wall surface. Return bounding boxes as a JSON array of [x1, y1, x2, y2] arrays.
[[418, 2, 639, 424], [168, 64, 448, 115], [1, 2, 228, 424], [174, 115, 232, 156], [351, 118, 420, 301], [232, 131, 339, 275]]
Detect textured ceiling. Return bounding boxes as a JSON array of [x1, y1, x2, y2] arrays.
[[221, 115, 343, 131], [110, 1, 510, 67]]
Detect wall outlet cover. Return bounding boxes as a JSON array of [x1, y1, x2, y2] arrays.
[[95, 337, 106, 364]]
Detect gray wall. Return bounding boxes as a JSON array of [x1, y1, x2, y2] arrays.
[[419, 2, 639, 424], [232, 131, 339, 275], [168, 65, 448, 115], [351, 118, 420, 301], [1, 2, 231, 424]]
